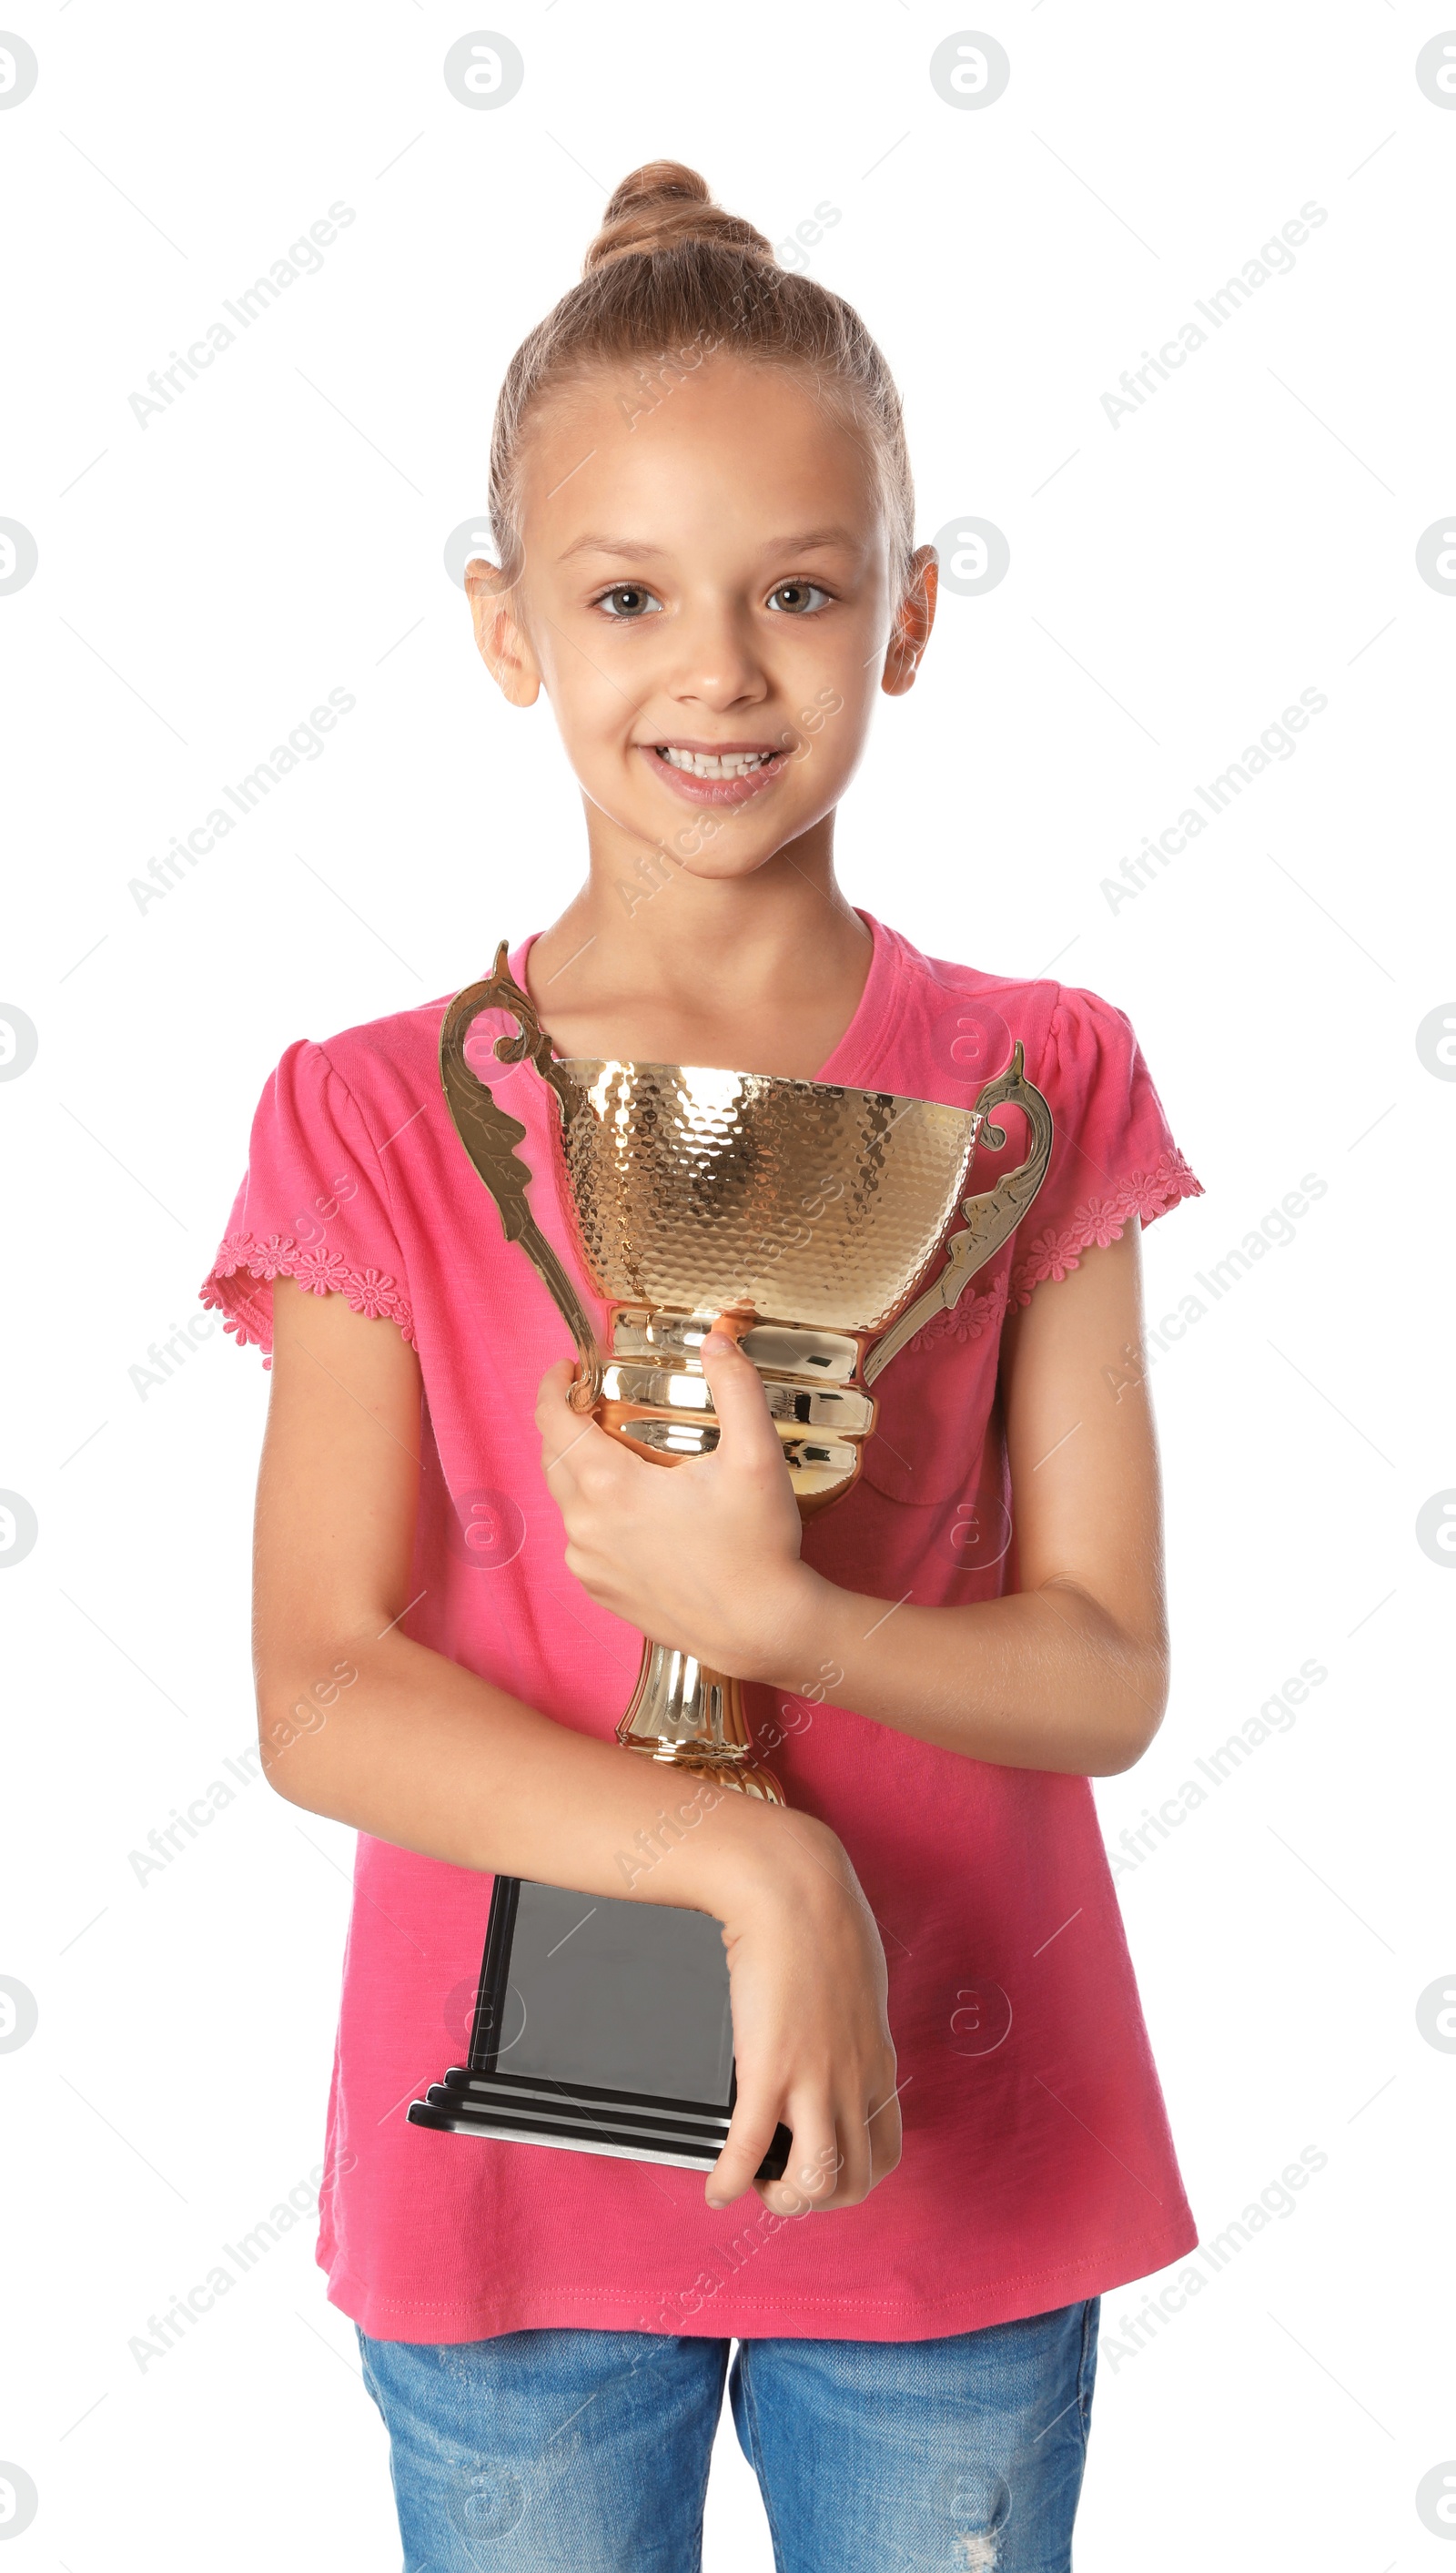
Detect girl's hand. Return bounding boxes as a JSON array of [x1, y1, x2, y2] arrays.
[[709, 1808, 900, 2216], [536, 1328, 820, 1686]]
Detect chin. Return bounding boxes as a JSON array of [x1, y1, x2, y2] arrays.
[[670, 845, 789, 884], [595, 798, 797, 882]]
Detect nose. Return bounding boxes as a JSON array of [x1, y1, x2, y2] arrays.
[[663, 593, 770, 714]]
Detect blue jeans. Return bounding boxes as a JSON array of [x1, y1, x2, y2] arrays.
[[357, 2300, 1098, 2572]]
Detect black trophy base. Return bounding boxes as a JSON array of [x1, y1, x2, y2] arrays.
[[408, 1876, 791, 2182]]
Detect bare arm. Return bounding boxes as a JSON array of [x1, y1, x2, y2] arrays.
[[551, 1223, 1169, 1778], [250, 1272, 899, 2213], [788, 1221, 1168, 1772]]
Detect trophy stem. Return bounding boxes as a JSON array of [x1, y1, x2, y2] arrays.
[[616, 1640, 783, 1802]]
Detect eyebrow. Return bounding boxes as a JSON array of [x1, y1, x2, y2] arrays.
[[556, 526, 863, 564]]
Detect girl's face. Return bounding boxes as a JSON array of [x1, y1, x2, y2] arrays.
[[468, 357, 935, 883]]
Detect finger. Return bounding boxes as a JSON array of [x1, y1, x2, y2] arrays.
[[706, 2090, 786, 2211], [536, 1366, 609, 1483], [825, 2108, 871, 2208], [755, 2106, 840, 2218], [865, 2081, 903, 2188], [534, 1357, 579, 1428], [697, 1326, 792, 1475]]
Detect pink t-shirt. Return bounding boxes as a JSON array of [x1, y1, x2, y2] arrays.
[[201, 915, 1203, 2343]]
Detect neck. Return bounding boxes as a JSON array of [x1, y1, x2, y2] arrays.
[[524, 820, 875, 1079]]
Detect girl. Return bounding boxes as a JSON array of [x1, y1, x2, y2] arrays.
[[204, 164, 1201, 2573]]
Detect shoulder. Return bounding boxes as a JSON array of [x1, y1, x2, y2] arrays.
[[869, 927, 1202, 1303], [250, 996, 453, 1150], [304, 995, 452, 1118], [875, 924, 1141, 1109]]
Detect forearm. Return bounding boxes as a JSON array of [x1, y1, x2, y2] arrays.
[[761, 1566, 1168, 1776], [257, 1623, 822, 1913]]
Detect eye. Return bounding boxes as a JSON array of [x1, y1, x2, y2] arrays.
[[593, 583, 662, 620], [766, 580, 833, 615]]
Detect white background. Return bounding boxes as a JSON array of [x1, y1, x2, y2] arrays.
[[3, 2, 1452, 2566]]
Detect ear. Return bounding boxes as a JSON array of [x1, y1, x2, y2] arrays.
[[465, 556, 542, 708], [882, 543, 938, 698]]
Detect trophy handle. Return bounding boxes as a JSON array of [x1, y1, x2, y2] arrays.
[[440, 941, 605, 1411], [864, 1043, 1055, 1386]]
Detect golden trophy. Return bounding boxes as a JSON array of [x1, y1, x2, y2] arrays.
[[410, 947, 1052, 2173]]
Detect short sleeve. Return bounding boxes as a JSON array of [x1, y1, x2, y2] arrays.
[[198, 1039, 416, 1366], [1006, 985, 1203, 1308]]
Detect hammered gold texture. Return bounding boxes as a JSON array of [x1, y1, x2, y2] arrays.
[[552, 1062, 979, 1332]]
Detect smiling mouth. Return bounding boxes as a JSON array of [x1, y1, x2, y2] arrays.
[[649, 743, 784, 778]]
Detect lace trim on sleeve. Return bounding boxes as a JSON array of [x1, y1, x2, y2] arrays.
[[199, 1232, 418, 1366], [905, 1146, 1202, 1354], [906, 1274, 1013, 1356], [1007, 1145, 1203, 1304]]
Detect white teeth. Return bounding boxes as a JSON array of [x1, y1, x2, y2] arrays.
[[657, 746, 775, 778]]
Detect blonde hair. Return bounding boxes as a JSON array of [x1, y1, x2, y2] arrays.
[[487, 160, 915, 597]]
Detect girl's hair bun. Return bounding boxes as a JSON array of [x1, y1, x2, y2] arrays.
[[582, 160, 775, 275]]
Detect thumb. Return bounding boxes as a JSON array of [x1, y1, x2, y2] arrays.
[[535, 1356, 590, 1441], [536, 1355, 579, 1413], [697, 1322, 788, 1474]]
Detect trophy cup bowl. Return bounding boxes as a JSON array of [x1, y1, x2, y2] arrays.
[[407, 947, 1052, 2173]]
